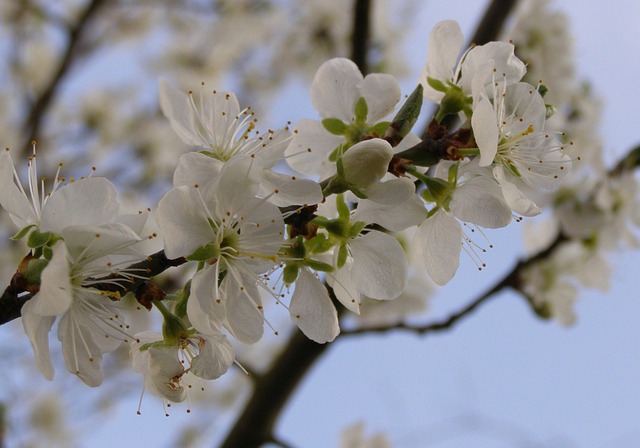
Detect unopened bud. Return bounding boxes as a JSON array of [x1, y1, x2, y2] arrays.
[[341, 138, 393, 188]]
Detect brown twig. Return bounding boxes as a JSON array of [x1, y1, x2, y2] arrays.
[[21, 0, 107, 155]]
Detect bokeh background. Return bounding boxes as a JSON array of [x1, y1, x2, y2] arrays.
[[0, 1, 639, 447]]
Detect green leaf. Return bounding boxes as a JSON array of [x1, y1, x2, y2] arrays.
[[354, 97, 368, 123], [388, 84, 423, 139], [322, 118, 348, 136]]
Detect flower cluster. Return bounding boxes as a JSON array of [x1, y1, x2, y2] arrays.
[[1, 19, 579, 405]]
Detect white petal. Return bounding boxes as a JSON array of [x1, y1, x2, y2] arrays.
[[220, 268, 264, 344], [451, 175, 512, 228], [493, 166, 541, 217], [421, 20, 464, 102], [58, 313, 104, 387], [364, 177, 416, 205], [187, 265, 225, 335], [206, 156, 260, 218], [201, 90, 240, 144], [29, 243, 72, 316], [472, 95, 499, 167], [350, 231, 407, 300], [311, 58, 362, 121], [159, 79, 204, 148], [189, 332, 235, 380], [147, 346, 187, 402], [289, 268, 339, 343], [417, 212, 461, 285], [327, 259, 361, 314], [0, 150, 37, 229], [285, 118, 344, 178], [62, 223, 142, 264], [41, 178, 119, 234], [21, 300, 56, 380], [361, 73, 401, 122], [155, 186, 214, 259], [259, 170, 323, 207], [173, 152, 223, 188], [353, 193, 425, 231]]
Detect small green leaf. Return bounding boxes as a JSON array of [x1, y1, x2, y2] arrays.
[[426, 77, 447, 93], [388, 84, 423, 140], [336, 194, 350, 220], [11, 224, 35, 241], [322, 118, 348, 136], [27, 230, 53, 249], [305, 234, 334, 254], [371, 121, 391, 136], [354, 97, 368, 123]]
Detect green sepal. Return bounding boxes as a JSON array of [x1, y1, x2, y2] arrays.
[[27, 230, 54, 249], [422, 176, 453, 208], [328, 144, 345, 162], [545, 104, 557, 120], [322, 118, 348, 136], [447, 162, 459, 185], [348, 186, 368, 199], [154, 300, 188, 345], [336, 242, 349, 269], [435, 84, 472, 122], [305, 259, 334, 273], [336, 193, 350, 220], [305, 233, 334, 254], [388, 84, 423, 139], [283, 263, 300, 285], [11, 224, 35, 241], [42, 245, 53, 260], [187, 242, 220, 262], [371, 121, 391, 136], [504, 160, 522, 178], [322, 174, 349, 197], [426, 77, 447, 93], [348, 221, 366, 238], [420, 188, 435, 203], [537, 84, 549, 98], [24, 258, 49, 285], [354, 97, 368, 123], [174, 280, 191, 319]]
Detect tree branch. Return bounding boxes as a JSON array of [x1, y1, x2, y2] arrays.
[[0, 250, 185, 326], [21, 0, 107, 154]]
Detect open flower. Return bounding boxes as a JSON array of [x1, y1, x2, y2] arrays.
[[0, 147, 119, 235], [160, 80, 322, 207], [155, 157, 284, 344], [130, 328, 234, 403], [21, 224, 145, 386], [285, 58, 401, 179]]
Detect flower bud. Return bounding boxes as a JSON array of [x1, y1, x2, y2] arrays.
[[341, 139, 393, 188]]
